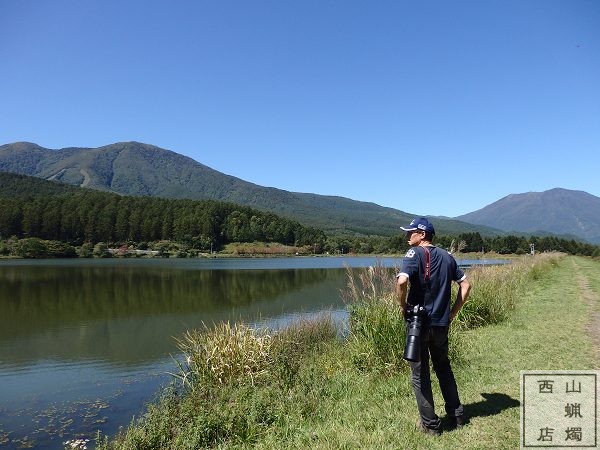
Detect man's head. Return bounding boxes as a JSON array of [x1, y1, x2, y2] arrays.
[[401, 217, 435, 244]]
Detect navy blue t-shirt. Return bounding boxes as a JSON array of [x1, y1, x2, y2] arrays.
[[397, 246, 466, 326]]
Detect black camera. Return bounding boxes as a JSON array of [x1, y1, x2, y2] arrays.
[[403, 304, 424, 362]]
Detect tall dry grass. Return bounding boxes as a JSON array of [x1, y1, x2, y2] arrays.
[[344, 253, 565, 371], [172, 322, 274, 389], [453, 252, 563, 330], [172, 316, 338, 391], [343, 263, 407, 372]]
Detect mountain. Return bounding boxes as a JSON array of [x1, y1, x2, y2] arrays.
[[455, 188, 600, 244], [0, 141, 497, 237]]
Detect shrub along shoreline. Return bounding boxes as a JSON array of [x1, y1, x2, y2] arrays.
[[94, 253, 599, 449]]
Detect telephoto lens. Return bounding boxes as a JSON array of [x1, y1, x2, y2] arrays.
[[403, 305, 424, 362]]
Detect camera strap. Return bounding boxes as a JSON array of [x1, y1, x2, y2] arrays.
[[420, 247, 433, 317], [422, 246, 431, 281]]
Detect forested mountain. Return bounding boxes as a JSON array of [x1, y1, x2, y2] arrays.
[[456, 188, 600, 244], [0, 171, 80, 197], [0, 172, 325, 249], [0, 141, 497, 236], [1, 173, 598, 257]]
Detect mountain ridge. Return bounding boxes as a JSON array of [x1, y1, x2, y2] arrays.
[[0, 141, 500, 237], [3, 141, 596, 241], [455, 188, 600, 244]]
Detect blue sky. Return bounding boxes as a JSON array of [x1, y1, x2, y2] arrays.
[[1, 1, 599, 217]]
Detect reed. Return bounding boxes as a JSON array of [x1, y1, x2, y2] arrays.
[[270, 315, 338, 387], [172, 322, 274, 389], [171, 315, 338, 392], [453, 252, 564, 330], [343, 254, 566, 370], [98, 316, 338, 449], [343, 263, 408, 372]]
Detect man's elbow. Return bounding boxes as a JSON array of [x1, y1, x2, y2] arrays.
[[396, 274, 408, 286]]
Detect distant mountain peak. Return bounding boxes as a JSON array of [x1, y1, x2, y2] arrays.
[[2, 141, 45, 150], [456, 188, 600, 244]]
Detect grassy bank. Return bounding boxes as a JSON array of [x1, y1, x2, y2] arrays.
[[96, 254, 599, 449]]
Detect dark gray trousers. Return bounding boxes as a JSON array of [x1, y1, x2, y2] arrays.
[[409, 325, 464, 430]]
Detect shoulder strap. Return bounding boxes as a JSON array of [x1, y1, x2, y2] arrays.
[[416, 246, 433, 317], [422, 246, 431, 281]]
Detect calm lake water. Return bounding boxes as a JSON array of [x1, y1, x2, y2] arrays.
[[0, 256, 500, 449]]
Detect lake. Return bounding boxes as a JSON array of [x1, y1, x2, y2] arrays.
[[0, 256, 501, 449]]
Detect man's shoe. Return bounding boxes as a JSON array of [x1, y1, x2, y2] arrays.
[[417, 419, 441, 436], [450, 415, 469, 429]]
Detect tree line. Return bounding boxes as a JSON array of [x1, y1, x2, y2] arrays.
[[0, 173, 598, 258], [435, 232, 599, 257], [0, 191, 326, 250], [321, 231, 599, 257]]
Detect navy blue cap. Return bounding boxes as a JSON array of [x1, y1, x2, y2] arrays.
[[400, 217, 435, 235]]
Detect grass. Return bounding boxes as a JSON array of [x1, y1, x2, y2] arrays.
[[451, 252, 560, 330], [95, 254, 599, 450], [343, 263, 407, 373], [172, 322, 275, 389]]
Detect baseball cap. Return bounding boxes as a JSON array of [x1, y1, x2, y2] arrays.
[[400, 217, 435, 235]]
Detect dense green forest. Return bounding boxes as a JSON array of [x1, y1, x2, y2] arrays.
[[1, 172, 599, 258], [0, 194, 326, 247], [0, 173, 325, 251]]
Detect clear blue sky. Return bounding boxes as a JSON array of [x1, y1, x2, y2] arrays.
[[2, 1, 599, 217]]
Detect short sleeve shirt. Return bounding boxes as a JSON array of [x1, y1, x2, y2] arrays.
[[397, 246, 466, 326]]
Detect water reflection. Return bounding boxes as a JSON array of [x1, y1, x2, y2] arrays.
[[0, 266, 347, 366], [0, 261, 352, 449]]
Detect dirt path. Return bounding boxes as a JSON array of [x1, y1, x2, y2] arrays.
[[573, 259, 600, 364]]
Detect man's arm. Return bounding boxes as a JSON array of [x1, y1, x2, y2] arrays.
[[449, 279, 471, 322], [396, 274, 409, 317]]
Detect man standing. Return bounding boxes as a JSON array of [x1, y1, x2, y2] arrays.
[[395, 217, 471, 435]]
